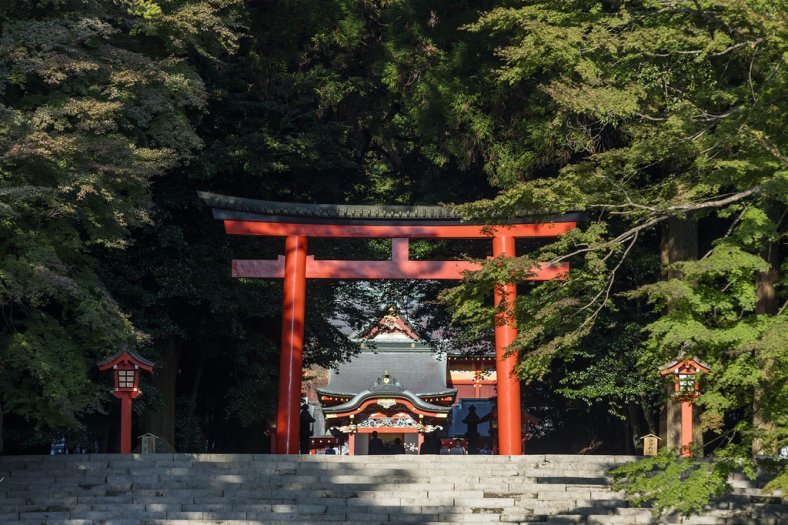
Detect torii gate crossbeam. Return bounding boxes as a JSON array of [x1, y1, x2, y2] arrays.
[[199, 192, 580, 455]]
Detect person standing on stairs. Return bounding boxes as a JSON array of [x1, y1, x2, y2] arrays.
[[450, 438, 467, 455], [391, 438, 406, 454], [368, 431, 384, 455], [299, 404, 315, 454]]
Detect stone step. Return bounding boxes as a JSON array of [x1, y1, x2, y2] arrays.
[[1, 501, 774, 514], [0, 472, 617, 482], [0, 479, 616, 493], [0, 477, 615, 488], [0, 454, 784, 524], [0, 454, 640, 466], [2, 463, 623, 472]]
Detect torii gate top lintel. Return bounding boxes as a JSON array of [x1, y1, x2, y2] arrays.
[[199, 191, 580, 280], [198, 191, 582, 239]]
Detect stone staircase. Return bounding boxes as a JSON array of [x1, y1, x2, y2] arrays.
[[0, 454, 784, 524]]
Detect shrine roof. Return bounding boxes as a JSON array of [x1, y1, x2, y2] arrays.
[[321, 351, 447, 396], [198, 191, 583, 225], [354, 305, 422, 342], [319, 386, 455, 415]]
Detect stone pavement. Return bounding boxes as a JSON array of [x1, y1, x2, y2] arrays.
[[0, 454, 784, 524]]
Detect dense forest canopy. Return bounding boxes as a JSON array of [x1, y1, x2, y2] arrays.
[[0, 0, 785, 511]]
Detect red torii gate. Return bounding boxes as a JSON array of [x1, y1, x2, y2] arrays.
[[199, 192, 579, 455]]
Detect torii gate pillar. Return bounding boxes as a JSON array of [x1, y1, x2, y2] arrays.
[[277, 235, 308, 454], [493, 236, 522, 455]]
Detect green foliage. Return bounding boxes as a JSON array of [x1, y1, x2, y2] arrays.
[[432, 0, 787, 510], [610, 450, 733, 516], [762, 464, 788, 495], [0, 0, 240, 446], [557, 321, 660, 419]]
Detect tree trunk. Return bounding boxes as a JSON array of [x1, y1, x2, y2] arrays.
[[142, 341, 182, 448], [0, 397, 4, 454], [752, 207, 781, 456], [659, 217, 700, 454], [626, 402, 642, 454], [640, 393, 657, 435], [189, 348, 207, 407], [660, 217, 699, 278], [659, 384, 682, 450]]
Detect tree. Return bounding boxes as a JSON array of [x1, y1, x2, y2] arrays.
[[0, 0, 239, 451], [95, 0, 494, 450], [425, 0, 786, 511]]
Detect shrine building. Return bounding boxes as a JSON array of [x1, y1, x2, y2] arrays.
[[305, 308, 518, 455]]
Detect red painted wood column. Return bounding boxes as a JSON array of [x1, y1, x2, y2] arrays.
[[120, 396, 132, 454], [681, 400, 693, 458], [493, 236, 523, 455], [276, 235, 308, 454]]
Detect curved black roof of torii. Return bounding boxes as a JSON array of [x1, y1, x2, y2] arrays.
[[198, 191, 583, 225]]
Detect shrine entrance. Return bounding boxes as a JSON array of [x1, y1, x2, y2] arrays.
[[321, 370, 452, 455], [199, 192, 579, 455]]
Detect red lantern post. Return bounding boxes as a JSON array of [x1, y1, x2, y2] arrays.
[[659, 355, 710, 458], [97, 350, 155, 454]]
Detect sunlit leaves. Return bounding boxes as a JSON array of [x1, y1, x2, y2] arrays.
[[611, 450, 733, 515], [435, 1, 786, 510], [0, 0, 240, 445]]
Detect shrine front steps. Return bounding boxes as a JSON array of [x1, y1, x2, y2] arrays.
[[0, 454, 784, 525]]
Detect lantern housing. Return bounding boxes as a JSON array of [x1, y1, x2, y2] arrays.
[[97, 349, 154, 399], [659, 353, 711, 400]]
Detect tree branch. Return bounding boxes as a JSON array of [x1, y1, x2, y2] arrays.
[[548, 186, 762, 265], [646, 38, 764, 58], [636, 112, 666, 121], [575, 231, 639, 331], [750, 131, 788, 166], [701, 205, 750, 259]]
